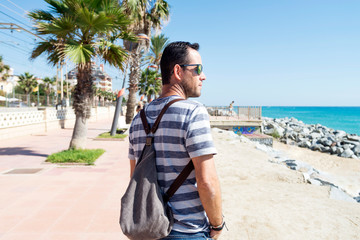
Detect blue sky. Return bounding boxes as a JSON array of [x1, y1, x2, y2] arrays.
[[0, 0, 359, 106]]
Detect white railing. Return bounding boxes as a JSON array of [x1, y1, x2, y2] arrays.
[[206, 106, 262, 120], [0, 106, 113, 129]]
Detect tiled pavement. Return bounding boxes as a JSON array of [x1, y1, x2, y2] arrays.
[[0, 117, 130, 240]]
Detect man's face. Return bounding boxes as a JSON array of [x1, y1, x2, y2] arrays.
[[181, 48, 206, 98]]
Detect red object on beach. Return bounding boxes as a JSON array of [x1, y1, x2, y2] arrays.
[[118, 88, 125, 97]]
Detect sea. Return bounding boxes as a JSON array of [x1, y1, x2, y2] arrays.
[[261, 107, 360, 136]]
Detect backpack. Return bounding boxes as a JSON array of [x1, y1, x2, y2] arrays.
[[120, 98, 194, 240]]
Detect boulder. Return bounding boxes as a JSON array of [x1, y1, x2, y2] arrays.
[[330, 146, 337, 154], [329, 187, 357, 203], [334, 130, 347, 140], [352, 145, 360, 155], [346, 135, 360, 142], [310, 132, 322, 140], [341, 148, 354, 158], [336, 147, 344, 155], [311, 144, 324, 151]]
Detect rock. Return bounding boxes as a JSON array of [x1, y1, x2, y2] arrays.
[[301, 128, 311, 135], [334, 130, 347, 140], [331, 146, 337, 154], [336, 147, 344, 155], [340, 148, 354, 158], [342, 144, 354, 150], [342, 140, 360, 146], [352, 155, 358, 159], [321, 146, 331, 153], [329, 186, 357, 203], [264, 128, 274, 135], [352, 145, 360, 155], [319, 138, 333, 147], [284, 160, 297, 170], [301, 141, 312, 148], [311, 144, 324, 151], [310, 132, 322, 140], [307, 178, 322, 186], [347, 135, 360, 141]]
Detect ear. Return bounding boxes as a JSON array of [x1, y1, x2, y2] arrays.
[[173, 64, 182, 81]]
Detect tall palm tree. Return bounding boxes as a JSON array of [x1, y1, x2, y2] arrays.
[[18, 72, 37, 105], [147, 34, 169, 68], [138, 68, 161, 102], [42, 76, 55, 106], [0, 55, 10, 81], [121, 0, 170, 124], [29, 0, 133, 149]]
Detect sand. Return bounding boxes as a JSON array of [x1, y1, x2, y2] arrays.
[[212, 129, 360, 240]]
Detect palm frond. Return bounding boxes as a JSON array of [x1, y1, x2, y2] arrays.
[[65, 41, 94, 63], [97, 40, 128, 71], [28, 10, 55, 22]]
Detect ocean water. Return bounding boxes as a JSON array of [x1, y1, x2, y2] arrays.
[[261, 107, 360, 136]]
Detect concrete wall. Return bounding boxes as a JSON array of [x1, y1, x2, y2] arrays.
[[0, 106, 115, 140]]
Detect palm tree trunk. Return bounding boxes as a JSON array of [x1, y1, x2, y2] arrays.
[[126, 84, 138, 123], [69, 116, 88, 149], [69, 62, 93, 149], [125, 52, 142, 124], [46, 94, 50, 106]]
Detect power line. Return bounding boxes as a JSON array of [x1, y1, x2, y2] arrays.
[[5, 0, 28, 14], [0, 10, 32, 29], [0, 3, 26, 19], [0, 30, 34, 44], [0, 41, 29, 53]]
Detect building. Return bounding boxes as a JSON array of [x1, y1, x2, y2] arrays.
[[66, 63, 113, 92], [0, 68, 19, 95]]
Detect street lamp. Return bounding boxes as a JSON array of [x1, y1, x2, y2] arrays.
[[110, 34, 150, 136]]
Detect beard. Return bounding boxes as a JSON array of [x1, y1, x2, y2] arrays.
[[182, 79, 201, 98]]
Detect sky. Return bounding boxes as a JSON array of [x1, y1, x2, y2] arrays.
[[0, 0, 359, 106]]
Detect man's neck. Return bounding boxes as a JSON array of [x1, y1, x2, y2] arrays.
[[159, 83, 187, 99]]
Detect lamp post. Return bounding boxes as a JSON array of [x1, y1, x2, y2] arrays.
[[110, 33, 150, 136]]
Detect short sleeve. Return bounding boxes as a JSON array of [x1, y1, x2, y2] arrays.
[[185, 105, 217, 159]]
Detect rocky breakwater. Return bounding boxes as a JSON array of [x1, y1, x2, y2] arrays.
[[262, 117, 360, 159]]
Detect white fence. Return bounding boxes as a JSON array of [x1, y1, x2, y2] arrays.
[[206, 106, 262, 120], [0, 106, 115, 140]]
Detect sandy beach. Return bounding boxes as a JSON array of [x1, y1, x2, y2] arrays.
[[212, 129, 360, 240]]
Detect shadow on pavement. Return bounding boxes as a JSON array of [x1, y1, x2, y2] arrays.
[[0, 147, 49, 157]]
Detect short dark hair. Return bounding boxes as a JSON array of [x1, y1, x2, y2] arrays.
[[160, 41, 200, 85]]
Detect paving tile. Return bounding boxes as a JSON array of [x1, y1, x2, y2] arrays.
[[0, 118, 131, 237]]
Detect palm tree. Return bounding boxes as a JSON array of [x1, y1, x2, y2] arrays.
[[18, 72, 37, 105], [42, 76, 55, 106], [147, 34, 169, 68], [29, 0, 133, 149], [0, 55, 10, 81], [121, 0, 170, 124], [139, 68, 162, 102]]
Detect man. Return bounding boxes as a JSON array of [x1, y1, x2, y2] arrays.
[[128, 42, 224, 239]]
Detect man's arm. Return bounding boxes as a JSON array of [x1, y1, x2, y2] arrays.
[[130, 159, 136, 178], [192, 154, 223, 239]]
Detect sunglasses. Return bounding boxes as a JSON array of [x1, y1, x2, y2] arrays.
[[179, 64, 203, 75]]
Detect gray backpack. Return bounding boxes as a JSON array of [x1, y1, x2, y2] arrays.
[[120, 98, 194, 240]]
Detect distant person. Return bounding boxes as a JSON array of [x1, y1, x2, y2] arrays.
[[135, 101, 143, 113], [229, 100, 234, 116]]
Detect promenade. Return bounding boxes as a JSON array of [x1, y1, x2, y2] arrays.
[[0, 117, 129, 240]]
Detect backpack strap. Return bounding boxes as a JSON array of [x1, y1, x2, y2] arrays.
[[163, 160, 194, 203], [139, 97, 195, 203], [140, 98, 184, 135]]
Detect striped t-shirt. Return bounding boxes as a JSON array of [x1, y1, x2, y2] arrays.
[[128, 95, 217, 233]]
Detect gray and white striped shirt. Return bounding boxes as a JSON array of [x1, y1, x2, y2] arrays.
[[128, 95, 217, 233]]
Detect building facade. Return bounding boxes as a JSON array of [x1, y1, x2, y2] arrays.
[[66, 63, 113, 92]]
